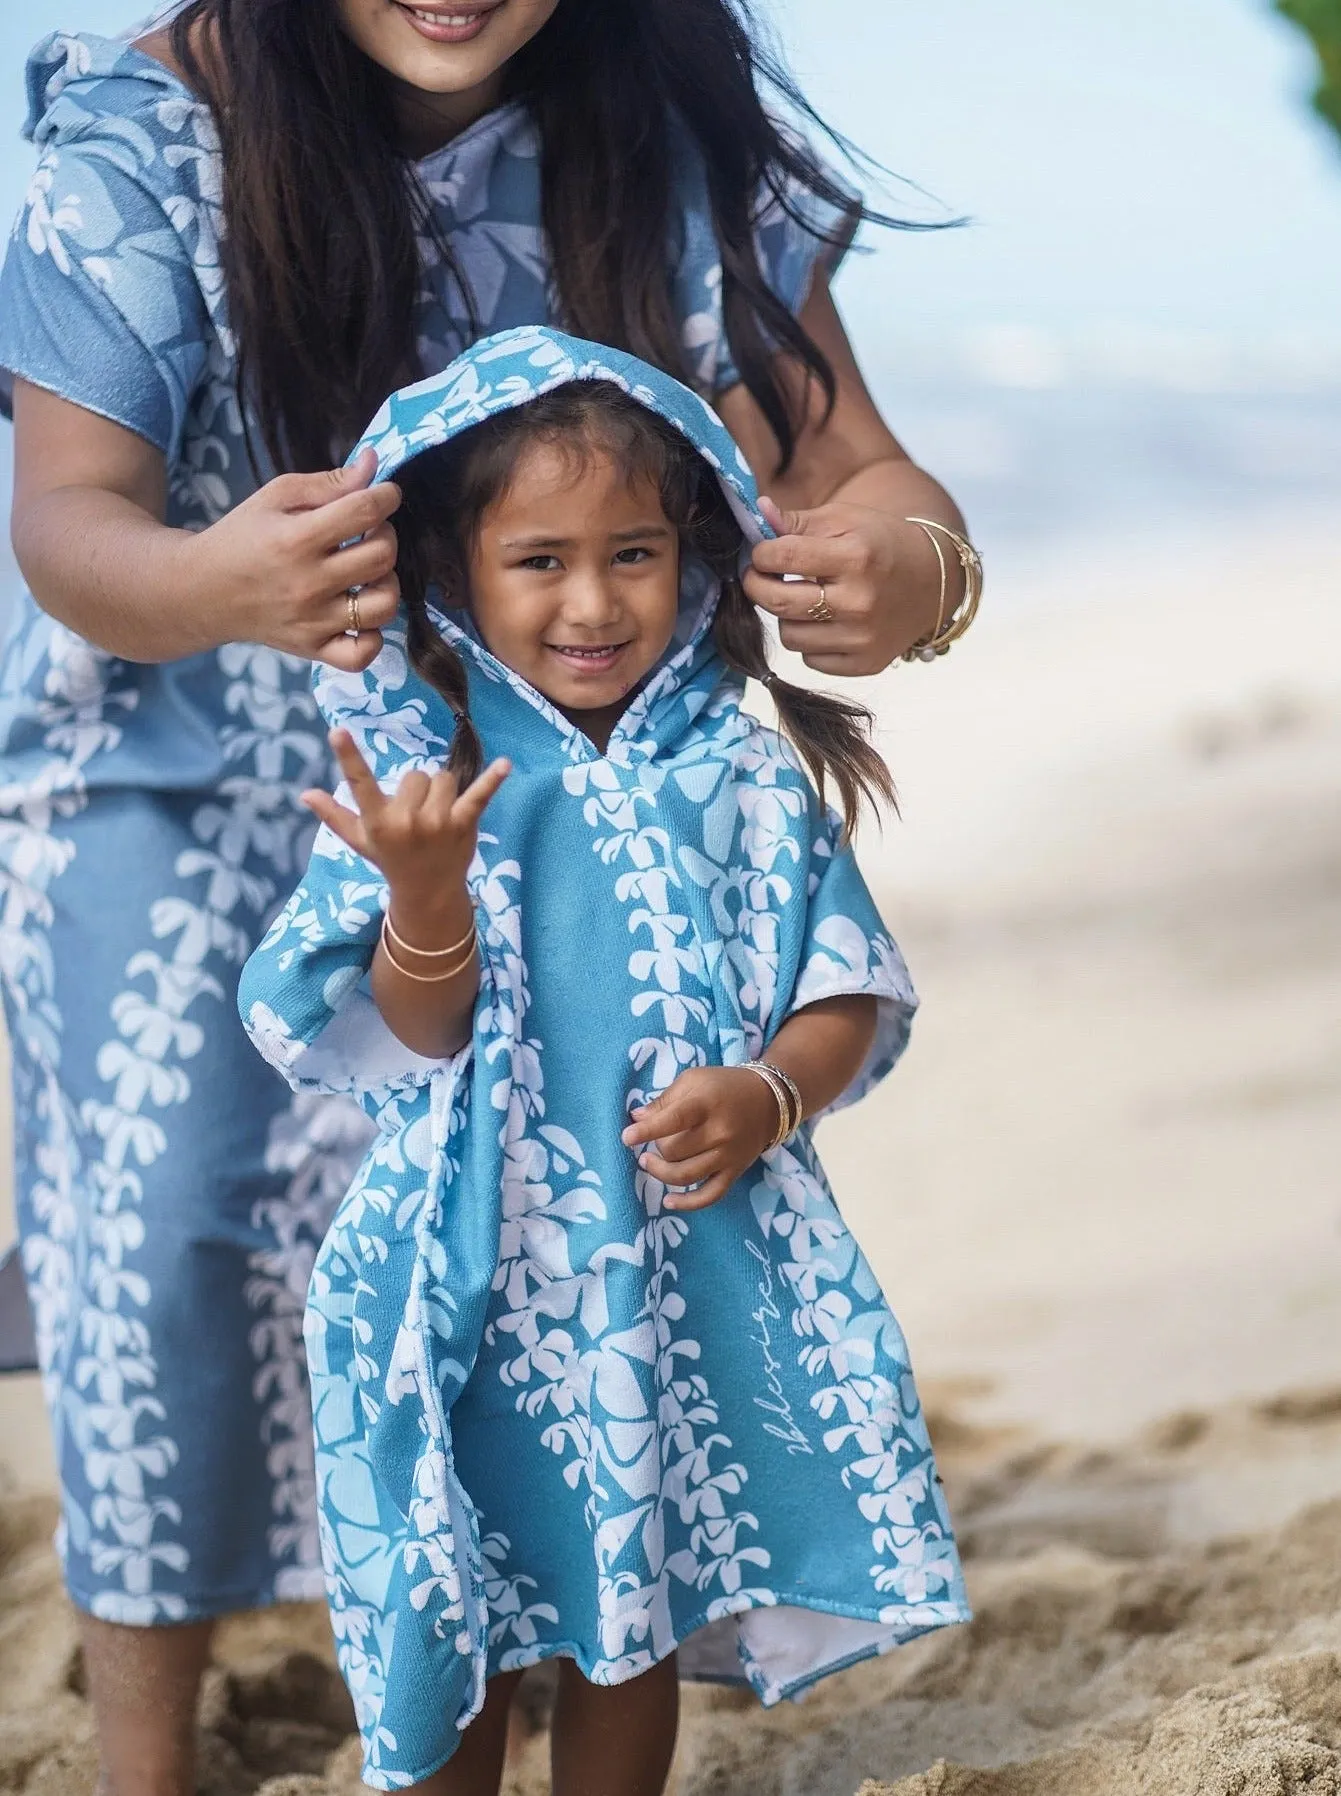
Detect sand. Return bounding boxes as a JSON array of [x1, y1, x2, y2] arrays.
[[1, 502, 1339, 1794]]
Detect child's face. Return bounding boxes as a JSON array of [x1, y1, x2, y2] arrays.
[[466, 441, 682, 746]]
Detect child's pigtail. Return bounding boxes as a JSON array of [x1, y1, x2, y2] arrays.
[[393, 467, 484, 786], [403, 597, 483, 787], [713, 578, 896, 842]]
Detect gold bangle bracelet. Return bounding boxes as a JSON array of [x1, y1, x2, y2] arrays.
[[758, 1061, 804, 1137], [741, 1062, 791, 1149], [383, 908, 477, 960], [902, 517, 984, 662], [380, 916, 478, 983], [743, 1060, 803, 1149], [911, 522, 949, 650]]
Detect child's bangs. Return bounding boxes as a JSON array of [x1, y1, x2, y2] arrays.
[[485, 381, 702, 516], [398, 379, 742, 569]]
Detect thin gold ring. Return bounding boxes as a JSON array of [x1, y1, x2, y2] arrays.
[[346, 590, 362, 638], [806, 582, 834, 623]]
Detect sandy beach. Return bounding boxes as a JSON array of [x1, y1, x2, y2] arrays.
[[1, 503, 1339, 1794]]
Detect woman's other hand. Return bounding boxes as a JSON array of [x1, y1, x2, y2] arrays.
[[744, 493, 948, 678], [10, 380, 400, 668], [716, 277, 968, 677], [190, 448, 402, 671]]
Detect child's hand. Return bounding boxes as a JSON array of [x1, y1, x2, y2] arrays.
[[621, 1067, 783, 1212], [303, 729, 510, 927]]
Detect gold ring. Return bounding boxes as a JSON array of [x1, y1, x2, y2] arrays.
[[346, 590, 362, 637], [806, 582, 834, 623]]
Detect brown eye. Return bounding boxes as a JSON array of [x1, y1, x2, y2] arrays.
[[613, 546, 652, 565]]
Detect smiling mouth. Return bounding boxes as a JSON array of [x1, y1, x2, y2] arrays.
[[395, 3, 504, 43], [545, 642, 632, 673]]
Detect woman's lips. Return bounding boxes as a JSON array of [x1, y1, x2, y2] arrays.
[[394, 3, 503, 45]]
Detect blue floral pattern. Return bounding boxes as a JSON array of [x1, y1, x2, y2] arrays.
[[0, 31, 858, 1623], [240, 328, 968, 1789]]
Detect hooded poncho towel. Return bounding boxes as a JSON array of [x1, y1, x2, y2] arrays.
[[239, 325, 969, 1789]]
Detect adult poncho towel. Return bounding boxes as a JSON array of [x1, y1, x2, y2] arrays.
[[239, 326, 969, 1789]]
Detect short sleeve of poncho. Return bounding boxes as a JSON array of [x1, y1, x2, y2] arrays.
[[0, 62, 211, 454], [786, 803, 918, 1112], [241, 821, 430, 1103], [673, 133, 862, 397]]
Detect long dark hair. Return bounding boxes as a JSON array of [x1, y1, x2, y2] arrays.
[[394, 381, 895, 838], [169, 0, 911, 477]]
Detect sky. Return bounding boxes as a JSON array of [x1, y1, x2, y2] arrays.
[[773, 0, 1341, 356], [4, 0, 1337, 380]]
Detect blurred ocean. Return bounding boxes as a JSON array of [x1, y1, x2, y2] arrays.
[[885, 375, 1341, 556]]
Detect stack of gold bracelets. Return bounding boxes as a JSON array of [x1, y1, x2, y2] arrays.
[[380, 910, 478, 982], [901, 516, 984, 662], [742, 1060, 805, 1150]]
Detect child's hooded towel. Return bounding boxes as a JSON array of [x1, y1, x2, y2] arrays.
[[240, 325, 969, 1790]]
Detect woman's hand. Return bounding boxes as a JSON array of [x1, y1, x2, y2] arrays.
[[621, 1067, 781, 1213], [715, 278, 970, 678], [743, 492, 948, 678], [187, 449, 402, 672], [10, 382, 401, 668]]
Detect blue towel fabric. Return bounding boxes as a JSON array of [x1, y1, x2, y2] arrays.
[[239, 326, 969, 1789]]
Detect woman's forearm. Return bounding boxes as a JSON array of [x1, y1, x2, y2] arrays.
[[835, 454, 966, 538], [14, 485, 225, 662], [11, 379, 402, 672], [10, 378, 230, 661]]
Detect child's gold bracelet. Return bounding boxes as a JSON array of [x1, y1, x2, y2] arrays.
[[384, 909, 476, 959], [380, 914, 478, 983], [743, 1060, 804, 1150]]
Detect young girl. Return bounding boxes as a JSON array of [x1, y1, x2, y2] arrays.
[[240, 325, 970, 1794]]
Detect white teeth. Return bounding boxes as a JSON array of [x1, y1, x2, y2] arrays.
[[409, 8, 482, 22]]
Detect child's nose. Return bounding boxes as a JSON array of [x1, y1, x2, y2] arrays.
[[564, 572, 622, 627]]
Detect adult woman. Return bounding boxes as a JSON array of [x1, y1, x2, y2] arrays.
[[0, 2, 972, 1791]]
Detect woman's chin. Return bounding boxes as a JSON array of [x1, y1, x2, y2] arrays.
[[343, 0, 559, 103]]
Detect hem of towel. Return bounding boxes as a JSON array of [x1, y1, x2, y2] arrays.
[[357, 1588, 973, 1791]]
